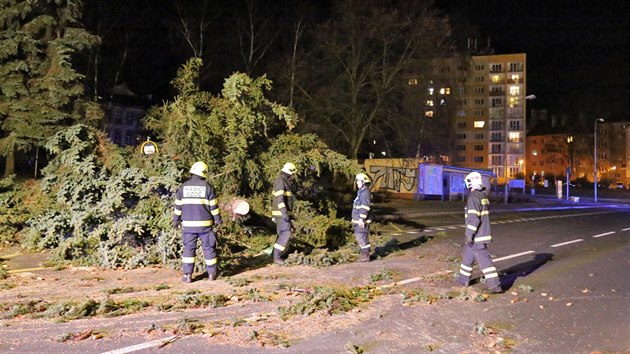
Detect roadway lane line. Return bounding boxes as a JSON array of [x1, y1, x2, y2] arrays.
[[101, 335, 184, 354], [550, 239, 584, 248], [593, 231, 615, 238], [493, 250, 536, 262], [622, 227, 630, 231]]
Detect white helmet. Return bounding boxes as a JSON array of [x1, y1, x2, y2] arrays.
[[281, 162, 297, 175], [464, 171, 483, 189], [190, 161, 208, 177], [355, 173, 371, 184]]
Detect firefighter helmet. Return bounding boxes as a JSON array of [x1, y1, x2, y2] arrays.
[[465, 171, 483, 189], [281, 162, 297, 175], [190, 161, 208, 177], [355, 173, 371, 184]]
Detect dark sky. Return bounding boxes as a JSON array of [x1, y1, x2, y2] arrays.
[[435, 0, 630, 119], [93, 0, 629, 120]]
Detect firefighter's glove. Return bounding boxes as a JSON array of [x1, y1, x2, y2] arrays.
[[358, 219, 365, 229], [282, 214, 291, 222], [465, 234, 474, 245]]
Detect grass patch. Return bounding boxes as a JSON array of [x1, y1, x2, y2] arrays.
[[105, 286, 144, 295], [154, 283, 170, 291], [400, 289, 451, 305], [249, 329, 291, 348], [278, 285, 380, 320], [369, 269, 393, 283], [226, 277, 251, 287]]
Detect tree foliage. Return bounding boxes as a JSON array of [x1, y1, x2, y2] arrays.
[[0, 0, 101, 176], [19, 58, 361, 271]]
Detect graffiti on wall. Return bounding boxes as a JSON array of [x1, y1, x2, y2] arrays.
[[368, 162, 417, 193]]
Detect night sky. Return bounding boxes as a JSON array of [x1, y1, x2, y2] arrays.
[[434, 0, 630, 120], [92, 0, 629, 120]]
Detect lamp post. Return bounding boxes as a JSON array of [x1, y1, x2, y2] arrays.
[[594, 118, 604, 202]]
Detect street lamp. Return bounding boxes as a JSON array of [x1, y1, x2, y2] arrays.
[[594, 118, 604, 202]]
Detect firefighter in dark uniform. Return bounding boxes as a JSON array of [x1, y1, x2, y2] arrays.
[[352, 173, 373, 262], [271, 162, 297, 265], [173, 161, 223, 283], [456, 172, 502, 293]]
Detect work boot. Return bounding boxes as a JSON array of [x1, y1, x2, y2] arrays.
[[207, 272, 218, 281], [486, 285, 503, 294], [359, 252, 370, 262], [272, 250, 284, 265], [182, 274, 192, 283], [455, 278, 469, 287]]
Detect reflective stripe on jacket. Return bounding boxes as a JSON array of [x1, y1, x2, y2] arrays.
[[351, 186, 372, 225], [271, 172, 294, 218], [173, 175, 222, 233], [464, 188, 492, 244]]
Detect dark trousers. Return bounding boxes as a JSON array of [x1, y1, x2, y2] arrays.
[[273, 219, 292, 260], [354, 225, 371, 254], [182, 231, 217, 275], [457, 243, 500, 288]]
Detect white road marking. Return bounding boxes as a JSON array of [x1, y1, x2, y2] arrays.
[[493, 250, 536, 262], [593, 231, 615, 238], [101, 336, 184, 354], [622, 227, 630, 231], [405, 231, 419, 234], [551, 239, 584, 248]]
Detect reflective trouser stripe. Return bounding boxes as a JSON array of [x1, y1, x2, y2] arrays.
[[182, 256, 195, 264], [206, 258, 217, 265], [482, 266, 499, 278], [360, 244, 371, 249], [459, 263, 472, 277], [274, 243, 285, 251]]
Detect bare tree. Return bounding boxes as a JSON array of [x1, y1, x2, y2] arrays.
[[237, 0, 278, 76], [298, 0, 454, 157]]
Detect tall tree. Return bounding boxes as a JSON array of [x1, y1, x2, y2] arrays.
[[0, 0, 100, 177], [297, 0, 454, 158]]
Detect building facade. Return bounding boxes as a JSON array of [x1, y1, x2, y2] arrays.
[[452, 53, 528, 183]]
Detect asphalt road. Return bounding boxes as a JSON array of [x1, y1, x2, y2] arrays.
[[2, 197, 629, 353]]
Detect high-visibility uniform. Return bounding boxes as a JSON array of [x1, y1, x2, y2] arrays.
[[271, 172, 295, 261], [351, 185, 372, 256], [457, 187, 501, 289], [173, 175, 222, 277]]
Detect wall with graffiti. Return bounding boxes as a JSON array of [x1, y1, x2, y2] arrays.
[[363, 158, 419, 198]]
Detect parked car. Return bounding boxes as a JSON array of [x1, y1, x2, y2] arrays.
[[614, 182, 625, 190]]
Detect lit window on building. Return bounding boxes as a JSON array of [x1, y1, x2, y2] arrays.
[[426, 100, 434, 107], [428, 88, 434, 95], [511, 74, 520, 83], [508, 97, 519, 108], [492, 75, 500, 84], [474, 121, 485, 128], [509, 85, 520, 95], [425, 110, 434, 118], [408, 78, 418, 85], [508, 132, 520, 142]]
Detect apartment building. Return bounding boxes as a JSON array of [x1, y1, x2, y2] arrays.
[[452, 53, 528, 183], [525, 120, 630, 187]]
